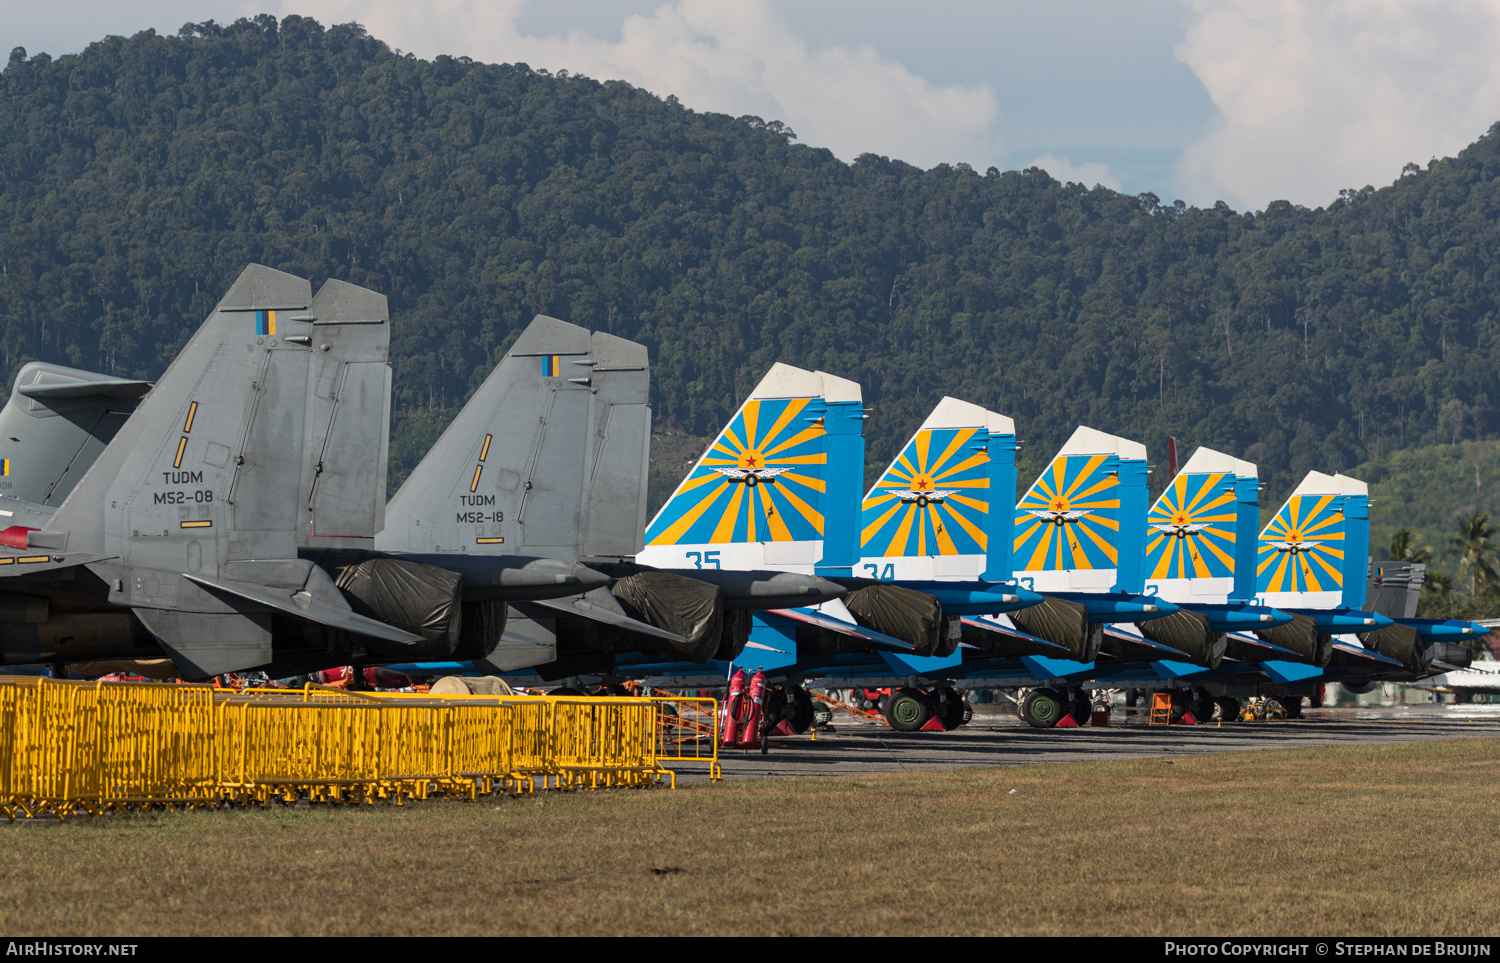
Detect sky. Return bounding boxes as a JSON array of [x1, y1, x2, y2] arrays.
[[6, 0, 1500, 211]]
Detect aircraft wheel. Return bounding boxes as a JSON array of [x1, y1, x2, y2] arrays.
[[1191, 690, 1215, 723], [1214, 697, 1240, 721], [1019, 688, 1065, 729], [884, 687, 934, 731], [1069, 691, 1093, 725], [788, 685, 816, 733], [1278, 695, 1303, 719], [1124, 688, 1140, 708], [1309, 684, 1325, 709], [934, 687, 966, 729]]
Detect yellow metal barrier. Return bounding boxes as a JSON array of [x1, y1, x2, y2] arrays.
[[648, 696, 722, 781], [0, 677, 691, 818]]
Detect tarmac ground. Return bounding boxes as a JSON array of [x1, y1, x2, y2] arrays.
[[668, 703, 1500, 782]]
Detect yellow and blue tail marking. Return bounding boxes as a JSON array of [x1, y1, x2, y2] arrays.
[[645, 397, 827, 545], [861, 427, 988, 557], [540, 355, 561, 376], [1146, 471, 1236, 579], [1257, 494, 1345, 593], [1014, 454, 1120, 571], [254, 310, 276, 336]]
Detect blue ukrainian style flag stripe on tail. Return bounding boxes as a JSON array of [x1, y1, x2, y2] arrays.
[[255, 310, 276, 336], [861, 427, 989, 557], [1258, 494, 1345, 593], [1014, 454, 1120, 571], [541, 355, 561, 376], [645, 397, 828, 545], [1146, 471, 1237, 579]]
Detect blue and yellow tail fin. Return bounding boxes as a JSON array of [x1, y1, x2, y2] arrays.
[[1143, 447, 1260, 603], [857, 397, 1015, 581], [639, 364, 863, 574], [1257, 471, 1369, 609], [1013, 426, 1148, 593]]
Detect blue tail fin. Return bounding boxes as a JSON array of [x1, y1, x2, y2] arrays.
[[1143, 447, 1259, 604], [857, 397, 1015, 581], [1257, 471, 1369, 609], [1013, 426, 1148, 594], [639, 364, 863, 574]]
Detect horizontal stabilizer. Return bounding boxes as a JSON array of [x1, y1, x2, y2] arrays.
[[531, 588, 688, 643], [961, 616, 1071, 655], [1330, 640, 1403, 667], [185, 573, 422, 646], [768, 605, 915, 651], [17, 377, 151, 401]]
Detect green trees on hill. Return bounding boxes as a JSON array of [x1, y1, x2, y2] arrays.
[[0, 15, 1499, 510]]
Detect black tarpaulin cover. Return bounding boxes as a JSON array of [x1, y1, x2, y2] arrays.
[[332, 555, 464, 653], [1357, 623, 1427, 674], [1137, 609, 1225, 668], [1255, 613, 1331, 666], [843, 583, 943, 655], [1009, 595, 1091, 659], [611, 571, 723, 662], [455, 600, 508, 660]]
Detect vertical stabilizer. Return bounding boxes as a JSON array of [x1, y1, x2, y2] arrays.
[[1013, 426, 1148, 593], [858, 397, 1015, 581], [298, 279, 392, 549], [0, 363, 151, 507], [579, 331, 651, 560], [1257, 471, 1369, 609], [379, 315, 596, 560], [1143, 447, 1252, 604], [639, 363, 850, 574]]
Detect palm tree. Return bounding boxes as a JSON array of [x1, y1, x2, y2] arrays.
[[1390, 528, 1434, 564], [1447, 511, 1500, 598]]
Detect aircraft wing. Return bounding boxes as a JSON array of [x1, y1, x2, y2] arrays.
[[769, 605, 916, 651]]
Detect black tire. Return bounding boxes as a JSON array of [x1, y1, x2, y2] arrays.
[[788, 685, 815, 733], [1191, 690, 1215, 723], [1309, 685, 1325, 709], [1277, 695, 1303, 719], [935, 687, 966, 729], [1214, 697, 1240, 721], [1069, 691, 1093, 725], [883, 688, 934, 731], [1019, 688, 1065, 729], [1124, 688, 1140, 708]]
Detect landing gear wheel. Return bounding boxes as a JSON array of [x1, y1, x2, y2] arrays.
[[934, 687, 966, 729], [1191, 690, 1215, 723], [1277, 695, 1303, 719], [787, 685, 815, 733], [1069, 691, 1093, 725], [1214, 697, 1240, 722], [1019, 688, 1065, 729], [1124, 688, 1141, 708], [1309, 685, 1325, 709], [884, 688, 934, 732]]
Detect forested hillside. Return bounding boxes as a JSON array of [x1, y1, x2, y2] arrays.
[[3, 14, 1500, 515]]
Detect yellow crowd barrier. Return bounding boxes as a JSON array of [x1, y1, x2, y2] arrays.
[[0, 677, 711, 819]]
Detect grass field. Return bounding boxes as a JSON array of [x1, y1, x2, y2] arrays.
[[4, 739, 1499, 936]]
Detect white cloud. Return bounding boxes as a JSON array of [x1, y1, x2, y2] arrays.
[[1176, 0, 1500, 210], [283, 0, 999, 170], [1027, 154, 1123, 191]]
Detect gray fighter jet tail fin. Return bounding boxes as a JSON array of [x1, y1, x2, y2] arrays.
[[579, 332, 650, 560], [379, 315, 602, 561], [26, 266, 402, 678], [0, 362, 151, 506]]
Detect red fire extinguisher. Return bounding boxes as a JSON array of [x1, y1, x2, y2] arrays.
[[720, 668, 747, 746], [739, 670, 767, 747]]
